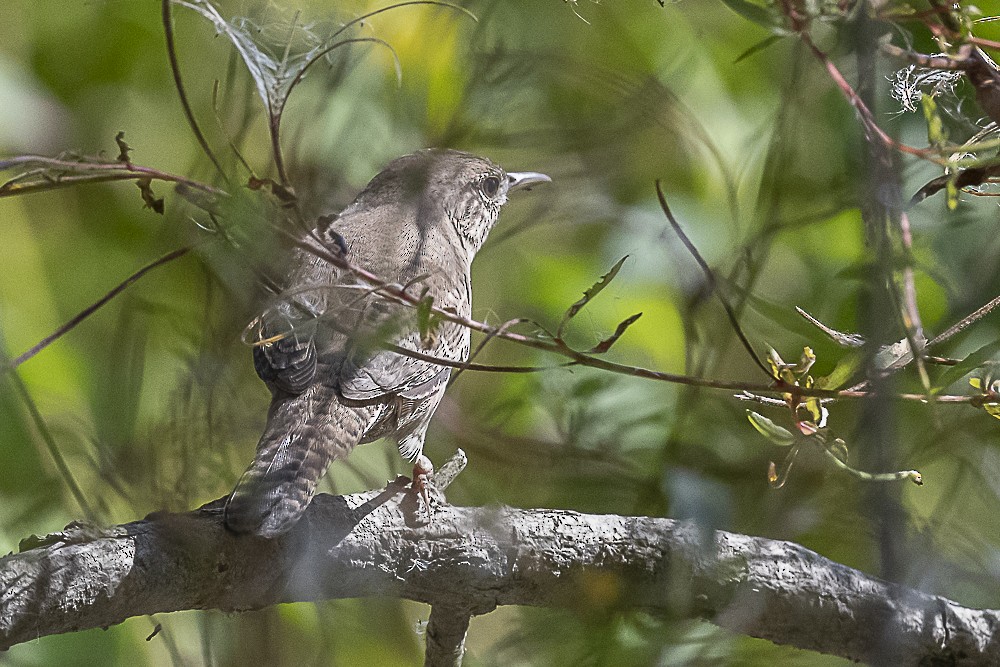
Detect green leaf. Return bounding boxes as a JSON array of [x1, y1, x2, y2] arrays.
[[936, 339, 1000, 391], [919, 94, 958, 210], [747, 410, 797, 447], [589, 312, 642, 353], [798, 346, 816, 375], [803, 396, 824, 425], [734, 34, 786, 63], [814, 351, 862, 390], [558, 256, 628, 338], [735, 287, 836, 341], [719, 0, 783, 31], [820, 442, 923, 485], [769, 444, 801, 488]]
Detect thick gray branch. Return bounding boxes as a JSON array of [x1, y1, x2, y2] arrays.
[[2, 482, 999, 664], [424, 604, 470, 667]]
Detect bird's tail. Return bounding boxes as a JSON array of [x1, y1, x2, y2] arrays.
[[224, 389, 380, 538]]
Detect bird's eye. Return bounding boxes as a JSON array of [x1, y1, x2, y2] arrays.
[[482, 176, 500, 197]]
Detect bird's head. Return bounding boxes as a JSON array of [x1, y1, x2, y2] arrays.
[[353, 149, 550, 257]]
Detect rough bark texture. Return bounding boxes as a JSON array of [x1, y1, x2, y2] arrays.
[[424, 604, 471, 667], [2, 478, 999, 664]]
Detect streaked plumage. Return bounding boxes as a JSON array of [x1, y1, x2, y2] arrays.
[[224, 149, 549, 537]]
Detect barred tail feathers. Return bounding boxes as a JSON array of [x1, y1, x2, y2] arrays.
[[224, 390, 379, 537]]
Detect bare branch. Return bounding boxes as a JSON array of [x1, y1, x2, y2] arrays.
[[0, 155, 224, 199], [2, 486, 998, 664]]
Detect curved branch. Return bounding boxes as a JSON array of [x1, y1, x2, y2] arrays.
[[1, 479, 998, 664], [655, 182, 773, 380], [162, 0, 229, 182], [6, 246, 192, 370]]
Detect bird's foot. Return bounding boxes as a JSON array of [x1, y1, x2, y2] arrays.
[[409, 454, 442, 523]]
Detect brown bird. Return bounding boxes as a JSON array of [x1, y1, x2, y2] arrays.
[[224, 149, 549, 537]]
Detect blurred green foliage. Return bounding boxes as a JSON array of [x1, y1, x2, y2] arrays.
[[5, 0, 1000, 665]]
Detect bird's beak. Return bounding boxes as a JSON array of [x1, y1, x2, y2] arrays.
[[507, 171, 551, 192]]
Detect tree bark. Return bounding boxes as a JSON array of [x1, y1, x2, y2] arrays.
[[2, 473, 999, 664], [424, 604, 470, 667]]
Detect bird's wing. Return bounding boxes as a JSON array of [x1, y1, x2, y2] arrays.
[[337, 307, 468, 402], [257, 208, 470, 402], [252, 237, 347, 395], [252, 303, 318, 395]]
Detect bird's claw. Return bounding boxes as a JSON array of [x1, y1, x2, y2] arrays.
[[409, 454, 442, 522]]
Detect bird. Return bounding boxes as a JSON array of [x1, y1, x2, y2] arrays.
[[224, 148, 550, 537]]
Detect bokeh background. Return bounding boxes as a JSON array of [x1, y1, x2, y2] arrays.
[[3, 0, 1000, 664]]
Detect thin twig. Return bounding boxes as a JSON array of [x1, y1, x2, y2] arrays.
[[929, 293, 1000, 346], [162, 0, 229, 182], [448, 318, 545, 387], [654, 181, 774, 379], [0, 155, 224, 197], [269, 225, 987, 404], [6, 247, 192, 370], [270, 37, 398, 188], [798, 30, 935, 161], [384, 342, 563, 375]]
